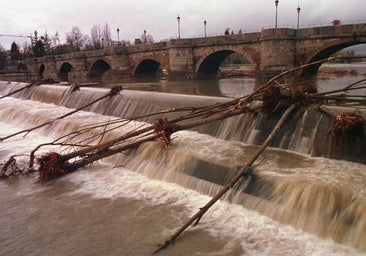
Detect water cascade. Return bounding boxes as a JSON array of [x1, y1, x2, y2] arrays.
[[0, 81, 365, 253]]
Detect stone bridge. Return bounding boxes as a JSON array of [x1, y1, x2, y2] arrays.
[[28, 23, 366, 83]]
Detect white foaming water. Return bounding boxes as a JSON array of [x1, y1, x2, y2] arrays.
[[66, 166, 362, 255], [0, 90, 365, 255]]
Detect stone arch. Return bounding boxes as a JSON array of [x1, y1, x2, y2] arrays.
[[59, 62, 73, 82], [39, 64, 45, 79], [89, 59, 111, 81], [300, 42, 363, 78], [134, 59, 163, 76], [195, 47, 258, 76]]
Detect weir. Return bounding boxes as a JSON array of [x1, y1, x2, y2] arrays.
[[0, 81, 365, 252]]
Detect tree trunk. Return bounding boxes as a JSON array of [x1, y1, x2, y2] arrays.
[[152, 103, 298, 254]]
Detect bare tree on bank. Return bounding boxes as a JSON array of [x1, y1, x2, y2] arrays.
[[51, 31, 61, 47], [91, 24, 102, 49], [102, 22, 111, 48], [90, 22, 112, 49], [66, 26, 86, 50]]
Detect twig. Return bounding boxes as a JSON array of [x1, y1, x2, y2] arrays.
[[152, 104, 298, 255], [0, 85, 123, 142], [0, 82, 33, 100]]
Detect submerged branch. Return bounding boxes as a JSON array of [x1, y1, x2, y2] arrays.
[[0, 85, 123, 142], [152, 104, 299, 254], [31, 58, 366, 182], [0, 82, 34, 100]]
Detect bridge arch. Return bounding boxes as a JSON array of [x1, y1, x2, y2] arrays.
[[301, 42, 365, 78], [59, 62, 72, 81], [89, 59, 111, 80], [134, 59, 163, 76], [195, 47, 258, 76]]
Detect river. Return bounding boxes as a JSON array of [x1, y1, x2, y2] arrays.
[[0, 63, 365, 255]]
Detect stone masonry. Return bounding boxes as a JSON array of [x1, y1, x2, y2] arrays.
[[23, 23, 366, 83]]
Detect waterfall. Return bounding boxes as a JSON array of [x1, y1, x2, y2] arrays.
[[0, 81, 365, 252]]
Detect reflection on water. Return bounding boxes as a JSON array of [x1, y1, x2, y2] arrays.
[[317, 62, 366, 95], [0, 63, 365, 255], [109, 62, 366, 98], [115, 77, 256, 98]]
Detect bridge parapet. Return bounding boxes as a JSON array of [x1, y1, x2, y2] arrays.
[[23, 22, 366, 83], [54, 53, 72, 61], [52, 49, 109, 61], [296, 24, 366, 38], [127, 41, 168, 53], [186, 33, 262, 46], [83, 49, 112, 57], [110, 45, 128, 55], [261, 28, 296, 40]]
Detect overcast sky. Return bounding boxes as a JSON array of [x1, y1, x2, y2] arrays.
[[1, 0, 365, 49]]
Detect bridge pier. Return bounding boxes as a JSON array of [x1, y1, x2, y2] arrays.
[[167, 40, 195, 79], [257, 28, 297, 84], [10, 23, 365, 85]]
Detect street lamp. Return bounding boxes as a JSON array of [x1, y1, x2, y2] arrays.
[[275, 0, 279, 29], [204, 20, 207, 37], [297, 6, 301, 29], [177, 15, 181, 39], [144, 30, 147, 43], [117, 28, 120, 43]]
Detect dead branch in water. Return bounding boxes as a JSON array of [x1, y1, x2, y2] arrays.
[[0, 79, 61, 101], [0, 58, 365, 253], [26, 57, 366, 182], [0, 82, 34, 100], [2, 57, 364, 183], [318, 105, 365, 145], [0, 85, 123, 142], [152, 104, 298, 254], [330, 112, 365, 145]]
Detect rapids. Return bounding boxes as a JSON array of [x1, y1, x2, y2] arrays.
[[0, 80, 365, 255]]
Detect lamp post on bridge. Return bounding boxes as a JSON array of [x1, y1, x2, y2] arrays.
[[297, 6, 301, 29], [204, 20, 207, 37], [274, 0, 279, 29], [117, 28, 120, 43], [177, 15, 181, 39]]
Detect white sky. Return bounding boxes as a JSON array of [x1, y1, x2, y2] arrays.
[[1, 0, 365, 49]]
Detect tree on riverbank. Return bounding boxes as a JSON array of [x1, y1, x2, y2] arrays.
[[66, 26, 86, 51], [10, 42, 20, 60], [0, 50, 6, 70], [90, 23, 112, 49]]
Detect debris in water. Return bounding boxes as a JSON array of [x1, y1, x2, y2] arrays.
[[37, 152, 67, 183], [153, 118, 176, 148], [329, 112, 365, 145]]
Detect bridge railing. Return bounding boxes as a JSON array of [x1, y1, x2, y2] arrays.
[[296, 23, 366, 38], [30, 20, 366, 63], [262, 19, 366, 30], [260, 21, 366, 39], [127, 42, 168, 52]]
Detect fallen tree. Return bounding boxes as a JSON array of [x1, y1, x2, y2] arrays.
[[0, 59, 365, 252], [0, 85, 123, 142], [152, 103, 299, 254], [1, 58, 364, 180]]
